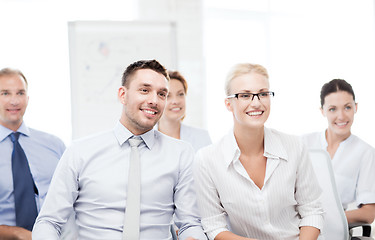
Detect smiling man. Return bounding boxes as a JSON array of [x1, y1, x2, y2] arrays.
[[32, 60, 206, 240], [0, 68, 66, 240]]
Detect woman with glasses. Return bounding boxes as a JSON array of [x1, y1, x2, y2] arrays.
[[194, 63, 324, 240], [302, 79, 375, 224], [157, 70, 212, 152]]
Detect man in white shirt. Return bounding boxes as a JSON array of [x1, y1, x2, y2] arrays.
[[32, 60, 206, 240]]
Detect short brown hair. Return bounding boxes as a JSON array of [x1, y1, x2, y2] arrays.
[[0, 68, 28, 88], [167, 70, 188, 94], [121, 60, 169, 87]]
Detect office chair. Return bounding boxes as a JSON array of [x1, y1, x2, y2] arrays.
[[308, 149, 373, 240]]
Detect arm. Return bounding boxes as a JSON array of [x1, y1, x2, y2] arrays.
[[193, 150, 231, 240], [215, 231, 255, 240], [299, 226, 320, 240], [32, 146, 79, 239], [0, 225, 31, 240], [345, 204, 375, 224], [174, 144, 207, 240], [295, 144, 324, 237]]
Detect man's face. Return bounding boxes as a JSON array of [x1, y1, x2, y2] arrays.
[[0, 74, 29, 131], [118, 69, 168, 135]]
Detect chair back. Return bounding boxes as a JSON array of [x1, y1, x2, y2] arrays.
[[308, 149, 350, 240]]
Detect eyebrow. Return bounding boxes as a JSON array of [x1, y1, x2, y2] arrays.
[[239, 88, 269, 93], [140, 83, 168, 92]]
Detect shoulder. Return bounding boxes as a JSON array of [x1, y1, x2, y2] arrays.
[[349, 134, 375, 153], [181, 124, 208, 134], [28, 128, 66, 151], [155, 130, 194, 151], [71, 130, 116, 149], [300, 131, 323, 149], [266, 128, 302, 146]]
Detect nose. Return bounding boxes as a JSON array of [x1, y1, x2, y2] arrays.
[[251, 94, 261, 101], [147, 92, 158, 105], [10, 95, 20, 105], [337, 109, 345, 119], [168, 95, 178, 104]]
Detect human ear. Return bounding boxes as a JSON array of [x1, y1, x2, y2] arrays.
[[118, 86, 126, 104], [225, 98, 232, 112], [320, 107, 326, 117]]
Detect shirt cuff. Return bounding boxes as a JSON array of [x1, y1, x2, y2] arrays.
[[356, 191, 375, 206], [178, 226, 208, 240], [299, 214, 324, 231], [206, 227, 229, 240]]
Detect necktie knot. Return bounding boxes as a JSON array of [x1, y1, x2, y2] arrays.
[[10, 132, 20, 143], [129, 137, 143, 148]]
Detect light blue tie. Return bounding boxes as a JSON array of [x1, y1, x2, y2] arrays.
[[123, 136, 143, 240], [10, 132, 38, 231]]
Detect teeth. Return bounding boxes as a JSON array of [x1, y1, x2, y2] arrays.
[[336, 122, 347, 126], [171, 108, 181, 111], [144, 109, 156, 115], [248, 111, 262, 116]]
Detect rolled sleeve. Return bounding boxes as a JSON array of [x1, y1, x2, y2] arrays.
[[194, 150, 229, 240], [174, 144, 207, 240], [295, 145, 325, 231]]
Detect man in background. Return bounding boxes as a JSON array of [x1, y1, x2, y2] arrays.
[[0, 68, 66, 240]]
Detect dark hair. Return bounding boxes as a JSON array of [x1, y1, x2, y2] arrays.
[[0, 68, 28, 87], [121, 59, 169, 87], [320, 79, 355, 107], [167, 70, 188, 94]]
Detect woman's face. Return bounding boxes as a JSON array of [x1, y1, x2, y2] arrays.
[[163, 79, 186, 122], [225, 72, 271, 130], [321, 90, 357, 138]]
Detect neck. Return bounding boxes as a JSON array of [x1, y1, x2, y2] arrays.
[[325, 129, 351, 146], [158, 118, 181, 139], [233, 124, 264, 155], [2, 121, 22, 132]]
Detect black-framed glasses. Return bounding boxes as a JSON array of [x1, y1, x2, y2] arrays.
[[227, 91, 275, 101]]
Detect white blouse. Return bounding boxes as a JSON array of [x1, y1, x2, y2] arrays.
[[302, 131, 375, 209], [194, 128, 324, 240]]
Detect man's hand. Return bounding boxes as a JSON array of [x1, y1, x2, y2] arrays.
[[0, 225, 32, 240]]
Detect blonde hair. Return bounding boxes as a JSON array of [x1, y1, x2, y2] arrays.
[[225, 63, 269, 95]]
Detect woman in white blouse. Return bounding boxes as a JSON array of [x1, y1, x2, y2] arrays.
[[158, 70, 212, 152], [194, 63, 324, 240], [302, 79, 375, 224]]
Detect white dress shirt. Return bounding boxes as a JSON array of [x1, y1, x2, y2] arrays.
[[194, 128, 324, 240], [302, 131, 375, 209], [180, 124, 212, 153], [32, 121, 206, 240]]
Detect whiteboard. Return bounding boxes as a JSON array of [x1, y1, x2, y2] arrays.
[[68, 21, 177, 139]]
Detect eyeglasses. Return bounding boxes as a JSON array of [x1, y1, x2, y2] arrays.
[[227, 91, 275, 101]]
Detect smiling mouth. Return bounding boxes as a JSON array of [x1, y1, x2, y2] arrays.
[[170, 107, 181, 111], [142, 109, 157, 115], [247, 111, 263, 116], [7, 109, 20, 113], [336, 122, 348, 127]]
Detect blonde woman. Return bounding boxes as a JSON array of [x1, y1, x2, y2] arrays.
[[194, 63, 324, 240]]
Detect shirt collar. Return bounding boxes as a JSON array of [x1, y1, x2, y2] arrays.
[[223, 127, 288, 168], [320, 129, 353, 148], [263, 127, 288, 161], [0, 122, 30, 142], [113, 121, 155, 149], [223, 130, 241, 168]]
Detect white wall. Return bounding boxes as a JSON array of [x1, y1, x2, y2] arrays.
[[204, 0, 375, 147], [1, 0, 375, 149]]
